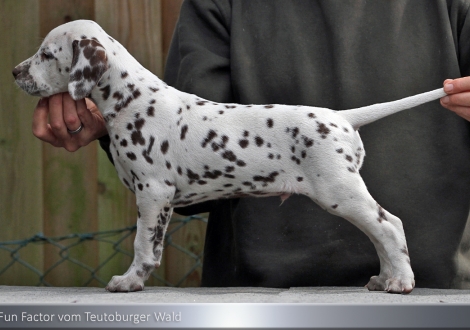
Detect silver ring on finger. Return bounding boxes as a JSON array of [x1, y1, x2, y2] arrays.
[[67, 124, 83, 135]]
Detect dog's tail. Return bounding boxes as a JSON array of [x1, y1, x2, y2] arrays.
[[339, 88, 447, 130]]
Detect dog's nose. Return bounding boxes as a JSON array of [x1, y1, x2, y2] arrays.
[[12, 67, 21, 78]]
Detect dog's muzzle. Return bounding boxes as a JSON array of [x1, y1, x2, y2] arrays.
[[12, 63, 40, 96]]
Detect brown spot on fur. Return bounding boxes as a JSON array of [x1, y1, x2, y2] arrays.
[[131, 131, 145, 146], [100, 85, 110, 100], [253, 171, 279, 183], [317, 122, 331, 138], [132, 89, 141, 99], [202, 130, 217, 148], [291, 156, 301, 165], [239, 139, 249, 148], [255, 136, 264, 147], [203, 170, 223, 179], [134, 118, 145, 130], [161, 140, 169, 154], [113, 91, 124, 100], [126, 152, 137, 160], [377, 204, 387, 223], [236, 160, 246, 167], [180, 125, 188, 140], [222, 150, 237, 162], [302, 136, 314, 147]]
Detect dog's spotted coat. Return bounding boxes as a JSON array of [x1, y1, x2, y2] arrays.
[[13, 20, 447, 293]]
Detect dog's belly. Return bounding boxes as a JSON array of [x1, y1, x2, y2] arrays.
[[170, 158, 307, 207], [172, 189, 287, 207]]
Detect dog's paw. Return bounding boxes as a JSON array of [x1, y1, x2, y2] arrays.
[[105, 275, 144, 293], [365, 275, 386, 291], [385, 277, 415, 294], [366, 275, 415, 294]]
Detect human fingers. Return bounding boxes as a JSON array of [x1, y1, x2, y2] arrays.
[[62, 92, 83, 132], [73, 99, 107, 145], [48, 93, 71, 141], [442, 76, 470, 95], [32, 97, 63, 147], [84, 98, 107, 137], [441, 77, 470, 122]]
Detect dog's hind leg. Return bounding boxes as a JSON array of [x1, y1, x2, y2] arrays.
[[309, 175, 415, 294]]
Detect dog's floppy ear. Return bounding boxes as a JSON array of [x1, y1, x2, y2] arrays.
[[68, 38, 108, 100]]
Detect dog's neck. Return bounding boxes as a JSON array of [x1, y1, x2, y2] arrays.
[[88, 40, 169, 127]]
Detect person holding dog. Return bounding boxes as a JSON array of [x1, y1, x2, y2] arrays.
[[32, 0, 470, 289]]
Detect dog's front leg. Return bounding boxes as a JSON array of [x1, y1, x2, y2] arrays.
[[106, 188, 174, 292]]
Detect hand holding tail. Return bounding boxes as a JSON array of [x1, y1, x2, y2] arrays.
[[441, 77, 470, 122]]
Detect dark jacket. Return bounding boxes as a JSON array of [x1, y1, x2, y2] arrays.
[[103, 0, 470, 288]]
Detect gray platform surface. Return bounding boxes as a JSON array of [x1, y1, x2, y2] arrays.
[[1, 286, 470, 304]]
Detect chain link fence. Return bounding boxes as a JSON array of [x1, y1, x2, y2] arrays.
[[0, 215, 207, 287]]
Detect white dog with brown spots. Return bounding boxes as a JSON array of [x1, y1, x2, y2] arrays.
[[13, 20, 447, 293]]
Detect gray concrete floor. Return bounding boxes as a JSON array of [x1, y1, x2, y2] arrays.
[[1, 286, 470, 304]]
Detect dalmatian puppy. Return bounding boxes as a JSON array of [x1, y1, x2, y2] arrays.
[[13, 20, 447, 294]]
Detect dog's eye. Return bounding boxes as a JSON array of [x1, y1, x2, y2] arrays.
[[41, 51, 55, 60]]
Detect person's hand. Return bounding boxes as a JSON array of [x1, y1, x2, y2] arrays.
[[32, 92, 108, 152], [440, 77, 470, 122]]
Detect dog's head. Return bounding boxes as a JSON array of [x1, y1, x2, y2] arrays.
[[12, 20, 108, 100]]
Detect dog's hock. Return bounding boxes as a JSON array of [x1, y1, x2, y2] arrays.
[[68, 38, 108, 100]]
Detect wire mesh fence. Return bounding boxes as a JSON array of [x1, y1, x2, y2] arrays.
[[0, 215, 207, 288]]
